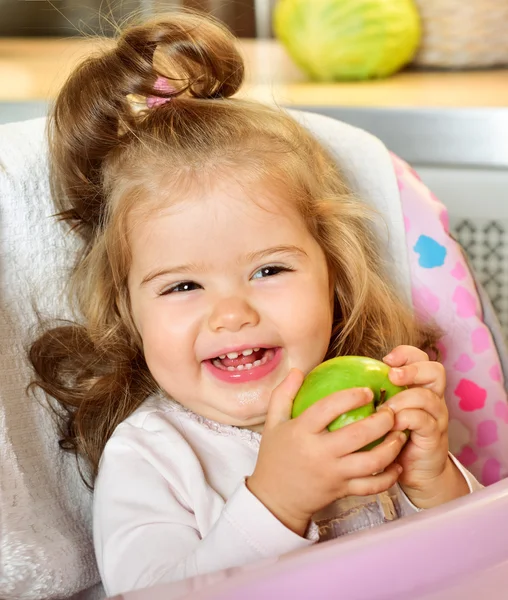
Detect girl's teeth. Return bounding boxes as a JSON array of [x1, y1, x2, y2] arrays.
[[212, 348, 275, 371], [254, 347, 260, 352], [224, 348, 256, 359]]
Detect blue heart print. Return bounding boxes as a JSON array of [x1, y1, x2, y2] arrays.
[[413, 235, 447, 268]]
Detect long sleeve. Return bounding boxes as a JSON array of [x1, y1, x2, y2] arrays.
[[93, 425, 316, 597], [397, 452, 483, 515]]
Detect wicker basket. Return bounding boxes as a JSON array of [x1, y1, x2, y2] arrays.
[[412, 0, 508, 68]]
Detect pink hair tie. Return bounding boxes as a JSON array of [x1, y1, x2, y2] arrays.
[[146, 76, 177, 108]]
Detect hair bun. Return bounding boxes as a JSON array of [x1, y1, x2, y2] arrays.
[[116, 12, 244, 101]]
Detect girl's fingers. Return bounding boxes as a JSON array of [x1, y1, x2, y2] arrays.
[[345, 463, 402, 497], [392, 408, 441, 439], [388, 361, 446, 398], [297, 387, 376, 434], [383, 345, 429, 367], [324, 405, 396, 454], [385, 387, 448, 426], [336, 430, 407, 479], [265, 369, 305, 430]]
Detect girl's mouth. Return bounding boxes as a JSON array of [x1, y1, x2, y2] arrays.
[[204, 347, 282, 383]]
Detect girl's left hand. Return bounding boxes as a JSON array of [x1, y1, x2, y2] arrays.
[[383, 345, 469, 509]]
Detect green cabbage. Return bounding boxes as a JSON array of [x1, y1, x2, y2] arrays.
[[273, 0, 422, 81]]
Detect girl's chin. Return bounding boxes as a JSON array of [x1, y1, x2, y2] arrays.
[[239, 422, 265, 433], [222, 393, 271, 427], [228, 404, 269, 426], [209, 370, 290, 426]]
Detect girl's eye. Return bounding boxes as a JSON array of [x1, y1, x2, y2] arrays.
[[160, 281, 202, 295], [252, 265, 293, 280]]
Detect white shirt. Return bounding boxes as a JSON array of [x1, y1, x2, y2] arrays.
[[93, 395, 481, 597]]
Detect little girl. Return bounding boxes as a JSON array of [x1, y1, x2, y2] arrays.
[[30, 11, 481, 597]]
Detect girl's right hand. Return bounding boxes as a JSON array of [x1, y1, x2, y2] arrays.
[[247, 369, 407, 536]]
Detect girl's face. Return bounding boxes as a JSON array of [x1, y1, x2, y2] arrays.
[[127, 178, 334, 430]]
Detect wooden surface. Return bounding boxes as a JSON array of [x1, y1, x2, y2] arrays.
[[0, 37, 507, 107]]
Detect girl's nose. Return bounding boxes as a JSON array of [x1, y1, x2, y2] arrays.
[[208, 296, 260, 333]]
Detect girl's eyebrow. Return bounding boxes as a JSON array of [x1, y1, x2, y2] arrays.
[[140, 263, 204, 287], [140, 245, 308, 287], [244, 245, 308, 263]]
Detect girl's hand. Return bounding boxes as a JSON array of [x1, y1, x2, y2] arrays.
[[247, 369, 407, 536], [383, 346, 469, 509]]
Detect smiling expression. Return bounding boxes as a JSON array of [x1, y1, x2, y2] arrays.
[[127, 178, 334, 429]]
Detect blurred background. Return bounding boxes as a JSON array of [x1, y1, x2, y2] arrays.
[[0, 0, 272, 37], [1, 0, 507, 333]]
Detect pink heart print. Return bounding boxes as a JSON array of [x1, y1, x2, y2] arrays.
[[457, 446, 478, 467], [455, 379, 487, 411], [471, 327, 491, 354], [452, 286, 477, 318], [482, 459, 501, 485], [412, 286, 440, 315], [450, 261, 467, 280], [453, 354, 475, 373], [477, 420, 498, 447], [490, 364, 502, 382], [439, 209, 450, 234], [495, 401, 508, 424]]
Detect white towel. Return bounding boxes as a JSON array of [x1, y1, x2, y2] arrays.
[[0, 117, 104, 600], [0, 112, 410, 600]]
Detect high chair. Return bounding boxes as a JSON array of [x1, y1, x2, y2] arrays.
[[1, 111, 507, 600]]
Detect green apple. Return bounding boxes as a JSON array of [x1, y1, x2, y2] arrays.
[[292, 356, 406, 450]]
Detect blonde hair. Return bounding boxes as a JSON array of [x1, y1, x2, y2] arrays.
[[29, 11, 439, 484]]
